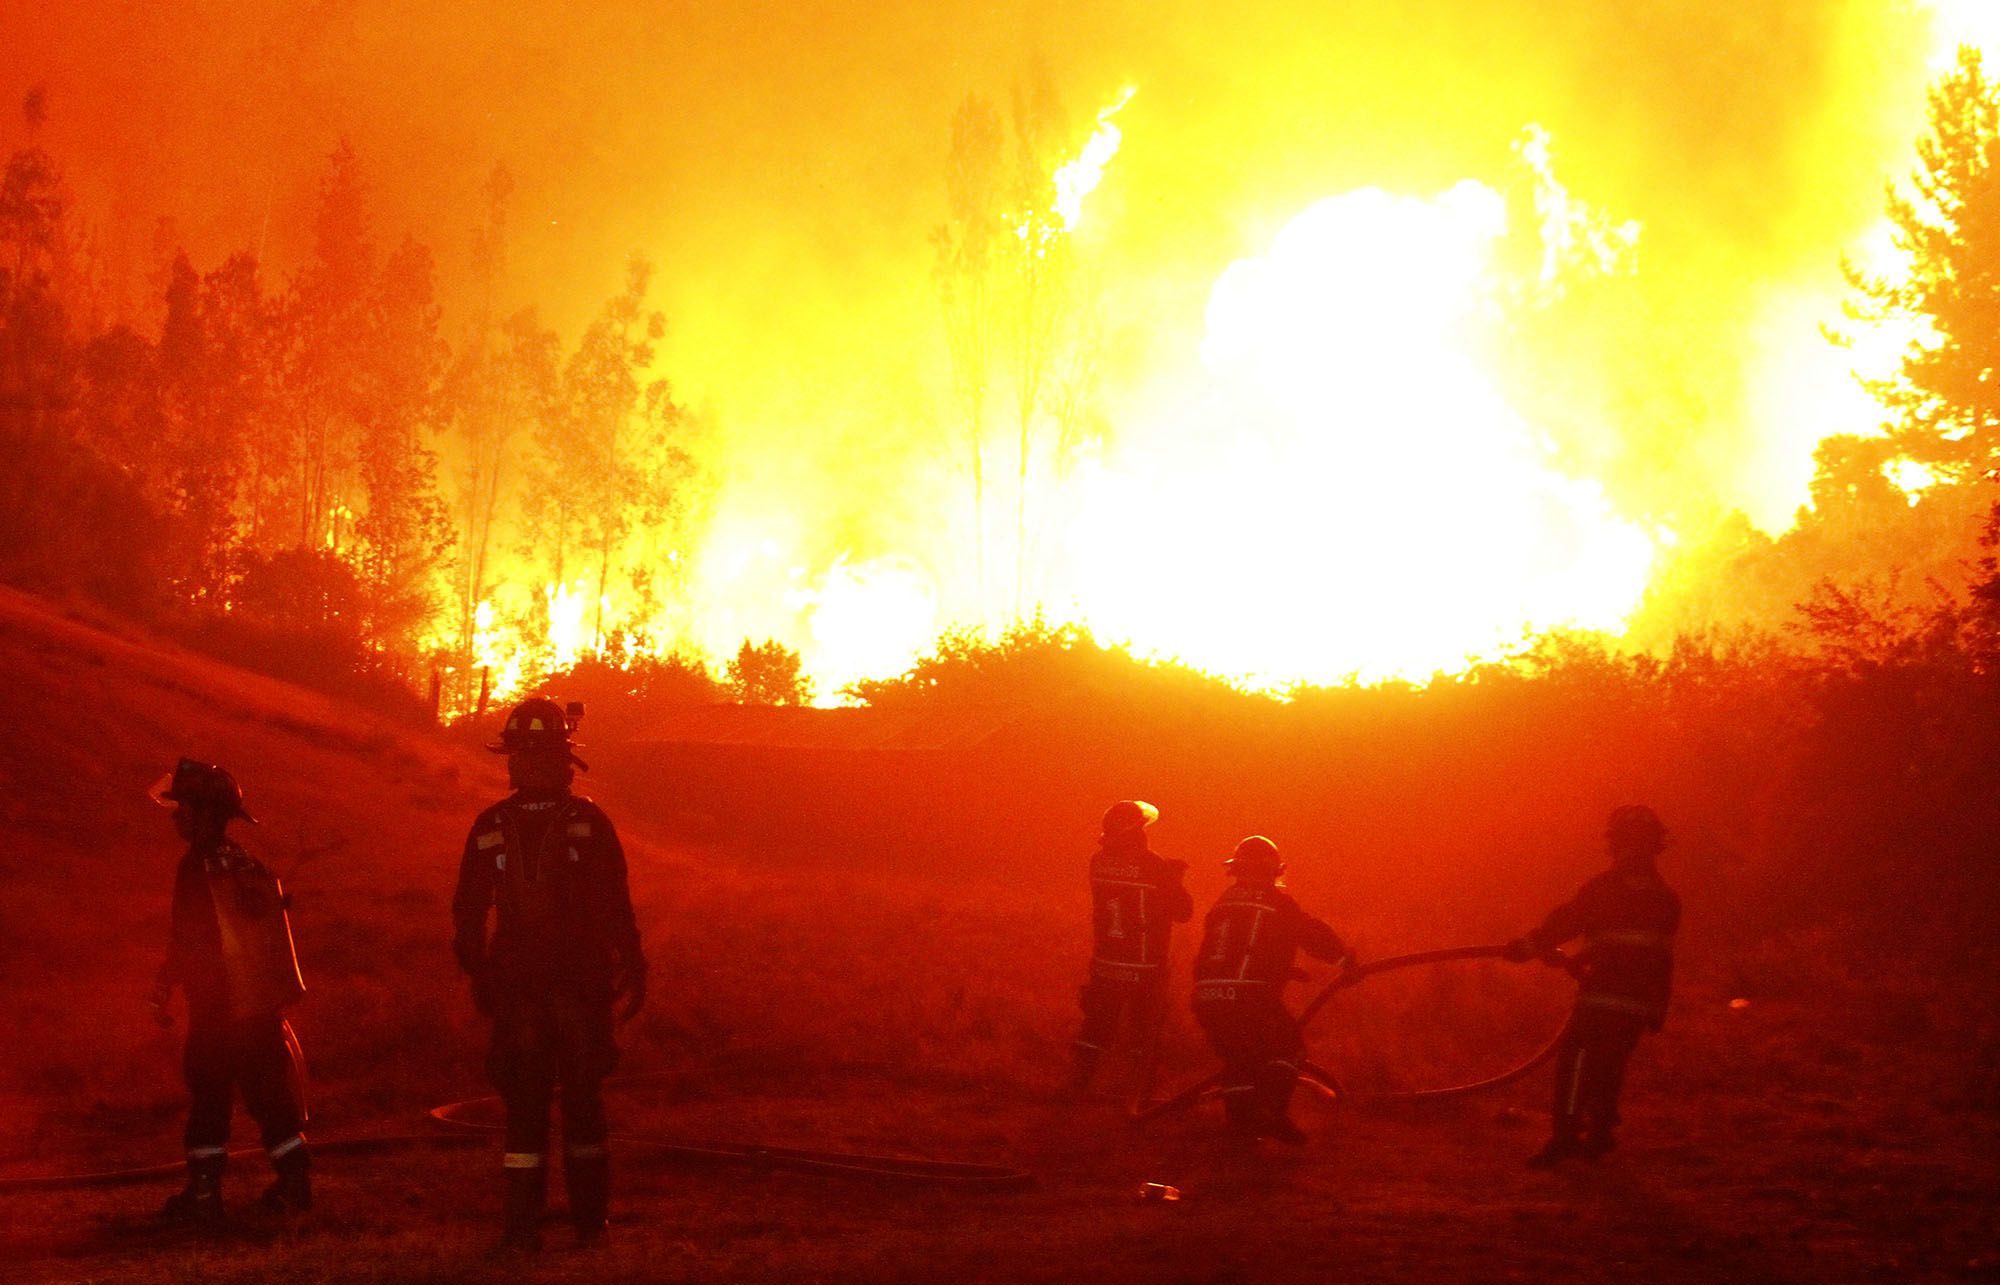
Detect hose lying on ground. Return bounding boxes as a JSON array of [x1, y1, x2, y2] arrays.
[[0, 1078, 1035, 1194], [0, 1133, 487, 1192], [427, 1080, 1034, 1191], [2, 944, 1554, 1191], [1134, 944, 1575, 1122]]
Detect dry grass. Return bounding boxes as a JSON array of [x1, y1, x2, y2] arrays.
[[0, 586, 1995, 1281]]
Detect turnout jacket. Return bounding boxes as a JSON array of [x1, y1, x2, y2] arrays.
[[1525, 863, 1680, 1028], [452, 791, 642, 992], [157, 839, 305, 1025], [1193, 883, 1346, 1000], [1089, 837, 1193, 981]]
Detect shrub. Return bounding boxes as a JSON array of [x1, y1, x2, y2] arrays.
[[727, 638, 813, 706]]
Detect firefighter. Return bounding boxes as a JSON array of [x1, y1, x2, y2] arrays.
[[1503, 804, 1681, 1167], [453, 697, 646, 1250], [1190, 836, 1350, 1144], [145, 758, 311, 1220], [1072, 800, 1192, 1097]]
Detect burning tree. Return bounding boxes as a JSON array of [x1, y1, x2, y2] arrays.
[[516, 257, 696, 652], [934, 77, 1127, 620], [1850, 46, 2000, 479], [934, 93, 1005, 610], [726, 638, 813, 706]]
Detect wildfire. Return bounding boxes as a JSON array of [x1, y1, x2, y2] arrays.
[[436, 16, 1989, 709], [789, 558, 940, 696], [544, 582, 592, 672], [1054, 87, 1136, 231], [453, 111, 1665, 704], [1926, 0, 2000, 66], [1054, 176, 1656, 684]]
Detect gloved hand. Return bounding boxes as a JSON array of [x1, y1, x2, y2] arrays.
[[1500, 937, 1536, 964], [146, 979, 174, 1029], [613, 957, 648, 1026]]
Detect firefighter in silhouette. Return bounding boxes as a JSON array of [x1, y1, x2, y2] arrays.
[[145, 759, 311, 1220], [1072, 800, 1192, 1097], [453, 697, 645, 1250], [1191, 836, 1350, 1144], [1503, 804, 1681, 1167]]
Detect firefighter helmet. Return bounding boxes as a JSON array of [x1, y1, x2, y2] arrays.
[[149, 758, 257, 824], [487, 696, 580, 755], [1225, 834, 1284, 879], [1101, 799, 1160, 837], [1606, 804, 1666, 855]]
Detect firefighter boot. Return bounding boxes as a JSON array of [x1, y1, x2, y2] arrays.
[[1526, 1132, 1584, 1169], [161, 1153, 226, 1222], [567, 1151, 610, 1245], [1069, 1044, 1103, 1097], [1257, 1069, 1308, 1146], [1221, 1084, 1261, 1140], [261, 1146, 312, 1212], [499, 1166, 547, 1252]]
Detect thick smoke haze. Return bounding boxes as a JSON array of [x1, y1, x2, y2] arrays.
[[0, 0, 1963, 675]]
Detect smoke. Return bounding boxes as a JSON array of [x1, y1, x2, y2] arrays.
[[0, 0, 1960, 672]]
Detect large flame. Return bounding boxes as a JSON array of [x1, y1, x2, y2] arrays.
[[441, 7, 1994, 706], [451, 107, 1664, 703], [1054, 87, 1136, 231], [1053, 180, 1655, 684], [1927, 0, 2000, 67]]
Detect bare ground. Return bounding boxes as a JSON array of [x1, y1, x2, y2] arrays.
[[0, 586, 1994, 1282]]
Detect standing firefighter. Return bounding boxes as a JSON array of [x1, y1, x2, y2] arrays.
[[1503, 804, 1681, 1167], [145, 759, 311, 1220], [1072, 800, 1192, 1097], [453, 697, 646, 1250], [1191, 836, 1350, 1144]]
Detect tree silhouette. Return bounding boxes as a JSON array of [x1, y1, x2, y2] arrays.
[[935, 75, 1105, 620], [1850, 46, 2000, 478], [934, 93, 1004, 609], [283, 140, 375, 552], [726, 638, 813, 706], [519, 257, 692, 652]]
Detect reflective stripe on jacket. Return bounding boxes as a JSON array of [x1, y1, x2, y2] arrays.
[[1089, 841, 1192, 970], [1193, 883, 1345, 995]]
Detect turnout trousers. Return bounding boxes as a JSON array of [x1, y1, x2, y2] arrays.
[[1549, 1002, 1649, 1148], [1074, 965, 1170, 1090], [486, 983, 619, 1240], [182, 1015, 307, 1166], [1193, 993, 1304, 1133]]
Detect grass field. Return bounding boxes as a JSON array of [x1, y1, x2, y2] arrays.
[[0, 586, 1994, 1282]]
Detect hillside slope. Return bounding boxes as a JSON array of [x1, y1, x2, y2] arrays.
[[0, 587, 1993, 1282]]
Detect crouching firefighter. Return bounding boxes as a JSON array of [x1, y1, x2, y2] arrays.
[[453, 698, 646, 1250], [145, 759, 311, 1220], [1191, 836, 1350, 1145], [1503, 804, 1681, 1167], [1072, 800, 1192, 1098]]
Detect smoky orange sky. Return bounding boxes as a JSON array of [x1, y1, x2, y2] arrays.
[[0, 0, 1975, 685]]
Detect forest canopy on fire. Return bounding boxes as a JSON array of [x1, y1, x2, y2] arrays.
[[4, 10, 2000, 729]]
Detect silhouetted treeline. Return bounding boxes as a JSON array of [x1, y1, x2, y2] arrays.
[[0, 120, 702, 714]]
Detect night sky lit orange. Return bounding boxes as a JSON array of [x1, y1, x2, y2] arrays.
[[1, 0, 1993, 696]]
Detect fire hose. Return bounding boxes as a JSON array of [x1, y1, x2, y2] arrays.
[[1, 945, 1562, 1193], [0, 1076, 1035, 1195], [1132, 943, 1578, 1123], [425, 1078, 1034, 1190]]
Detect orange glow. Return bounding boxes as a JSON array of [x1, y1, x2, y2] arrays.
[[1053, 87, 1135, 232], [1055, 174, 1656, 683], [8, 3, 1992, 704]]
